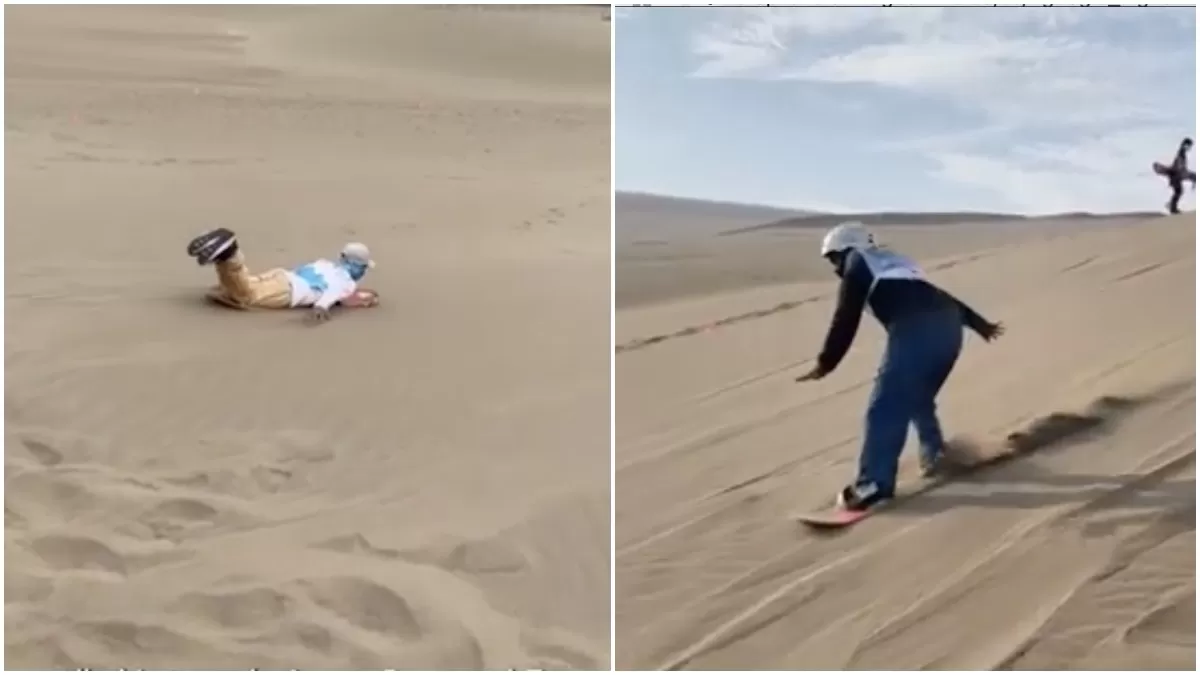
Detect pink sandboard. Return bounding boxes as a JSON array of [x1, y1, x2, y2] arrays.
[[794, 441, 1002, 531], [795, 507, 874, 529]]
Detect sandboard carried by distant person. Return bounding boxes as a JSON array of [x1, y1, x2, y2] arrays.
[[1152, 161, 1195, 182], [187, 228, 379, 323]]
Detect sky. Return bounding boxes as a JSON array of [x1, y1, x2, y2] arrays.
[[615, 6, 1197, 215]]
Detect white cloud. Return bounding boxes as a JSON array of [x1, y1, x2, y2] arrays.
[[686, 7, 1195, 213], [692, 32, 783, 78], [690, 12, 790, 77], [792, 36, 1068, 89]]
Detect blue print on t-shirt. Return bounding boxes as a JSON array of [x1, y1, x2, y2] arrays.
[[293, 264, 329, 292]]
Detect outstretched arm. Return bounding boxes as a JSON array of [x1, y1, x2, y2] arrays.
[[944, 290, 1003, 341], [310, 277, 357, 322], [817, 277, 868, 374], [815, 254, 872, 375], [340, 289, 379, 308]]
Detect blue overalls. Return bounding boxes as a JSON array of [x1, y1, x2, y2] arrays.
[[859, 303, 962, 494]]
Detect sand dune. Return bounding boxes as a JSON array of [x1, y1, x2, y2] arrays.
[[616, 204, 1195, 670], [6, 5, 609, 670], [615, 193, 1159, 310], [615, 192, 809, 243], [729, 210, 1164, 236]]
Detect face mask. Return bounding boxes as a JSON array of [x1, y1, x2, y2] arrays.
[[342, 259, 368, 281], [825, 252, 846, 278]]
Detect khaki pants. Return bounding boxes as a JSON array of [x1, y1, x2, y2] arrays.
[[206, 251, 293, 310]]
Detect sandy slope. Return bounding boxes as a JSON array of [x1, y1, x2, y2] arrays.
[[616, 206, 1195, 670], [5, 6, 610, 670]]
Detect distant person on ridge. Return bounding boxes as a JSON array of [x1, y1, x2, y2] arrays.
[[187, 228, 379, 323], [1153, 137, 1195, 215], [793, 221, 1004, 512]]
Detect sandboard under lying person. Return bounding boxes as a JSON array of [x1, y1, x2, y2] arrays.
[[187, 228, 379, 323]]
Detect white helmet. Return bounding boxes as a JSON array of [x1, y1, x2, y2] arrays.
[[820, 221, 875, 257], [340, 242, 375, 268]]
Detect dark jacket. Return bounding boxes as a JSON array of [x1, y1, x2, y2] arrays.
[[1170, 141, 1193, 183], [817, 247, 992, 373]]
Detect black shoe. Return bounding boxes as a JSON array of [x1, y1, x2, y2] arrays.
[[836, 482, 892, 512], [188, 228, 237, 265]]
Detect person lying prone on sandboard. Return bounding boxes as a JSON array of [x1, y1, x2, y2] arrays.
[[187, 228, 379, 323]]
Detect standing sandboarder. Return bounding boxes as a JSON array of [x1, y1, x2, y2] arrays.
[[793, 221, 1004, 512]]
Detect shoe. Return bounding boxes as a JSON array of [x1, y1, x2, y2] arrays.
[[835, 481, 891, 511], [919, 451, 944, 478], [188, 228, 237, 265]]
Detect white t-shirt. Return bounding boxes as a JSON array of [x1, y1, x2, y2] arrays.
[[285, 259, 358, 309]]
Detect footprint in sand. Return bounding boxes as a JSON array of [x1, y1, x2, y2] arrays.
[[137, 496, 249, 542], [295, 577, 424, 640], [171, 586, 295, 629], [440, 538, 532, 575], [240, 619, 383, 669], [19, 436, 64, 466], [147, 497, 221, 521], [250, 465, 294, 492], [166, 464, 294, 497], [29, 534, 127, 577], [312, 533, 401, 560], [394, 536, 531, 575]]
